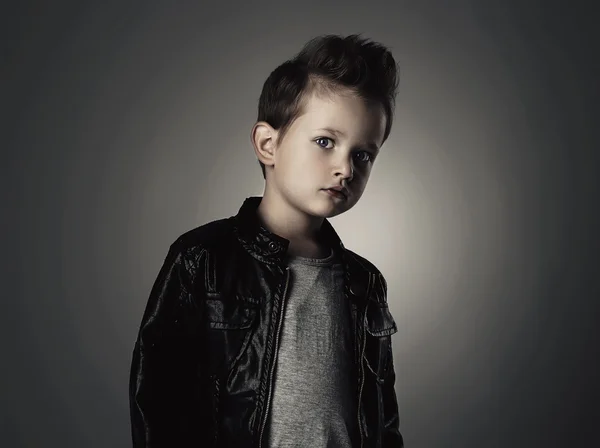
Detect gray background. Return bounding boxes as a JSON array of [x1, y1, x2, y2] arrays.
[[3, 1, 599, 447]]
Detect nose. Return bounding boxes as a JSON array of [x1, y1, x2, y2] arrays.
[[335, 156, 354, 181]]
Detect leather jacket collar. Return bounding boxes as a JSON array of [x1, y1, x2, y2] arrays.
[[231, 196, 347, 265], [230, 196, 371, 301]]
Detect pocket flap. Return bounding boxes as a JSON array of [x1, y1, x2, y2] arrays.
[[205, 299, 257, 330], [366, 304, 398, 336]]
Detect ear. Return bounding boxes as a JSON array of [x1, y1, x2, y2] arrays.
[[251, 121, 279, 169]]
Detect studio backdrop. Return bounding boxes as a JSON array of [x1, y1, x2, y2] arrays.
[[3, 1, 598, 447]]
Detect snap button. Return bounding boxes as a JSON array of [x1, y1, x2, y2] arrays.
[[268, 241, 279, 252]]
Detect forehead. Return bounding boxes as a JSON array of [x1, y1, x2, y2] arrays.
[[296, 89, 386, 145]]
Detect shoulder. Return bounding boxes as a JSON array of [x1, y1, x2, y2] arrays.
[[162, 217, 235, 266], [343, 247, 389, 297], [343, 247, 383, 276], [152, 217, 235, 286], [172, 217, 234, 250]]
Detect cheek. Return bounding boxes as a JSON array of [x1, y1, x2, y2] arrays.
[[353, 167, 371, 184], [292, 148, 323, 173]]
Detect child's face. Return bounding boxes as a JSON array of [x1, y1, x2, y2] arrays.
[[270, 89, 386, 219]]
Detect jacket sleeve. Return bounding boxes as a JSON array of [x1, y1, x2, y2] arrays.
[[129, 242, 205, 447], [382, 345, 404, 448]]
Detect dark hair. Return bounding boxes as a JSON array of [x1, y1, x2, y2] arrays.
[[256, 33, 400, 178]]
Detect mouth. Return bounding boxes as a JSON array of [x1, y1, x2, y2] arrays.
[[323, 188, 347, 200]]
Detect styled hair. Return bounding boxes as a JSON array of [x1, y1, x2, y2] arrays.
[[256, 33, 400, 178]]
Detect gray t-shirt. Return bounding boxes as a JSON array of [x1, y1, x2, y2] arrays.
[[266, 247, 358, 447]]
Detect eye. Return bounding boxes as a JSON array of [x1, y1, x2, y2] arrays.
[[315, 137, 334, 149], [354, 151, 373, 163]]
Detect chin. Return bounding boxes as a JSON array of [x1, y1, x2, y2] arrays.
[[311, 200, 352, 219], [323, 209, 345, 219]]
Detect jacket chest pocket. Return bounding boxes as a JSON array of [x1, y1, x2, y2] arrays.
[[203, 298, 259, 374], [363, 303, 398, 381]]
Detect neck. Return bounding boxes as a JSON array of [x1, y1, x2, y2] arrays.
[[256, 188, 324, 244]]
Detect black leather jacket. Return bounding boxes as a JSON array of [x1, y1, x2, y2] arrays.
[[129, 196, 404, 447]]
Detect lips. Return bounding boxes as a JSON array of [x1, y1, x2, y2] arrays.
[[324, 188, 347, 199]]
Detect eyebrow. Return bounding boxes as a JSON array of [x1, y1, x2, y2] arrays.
[[317, 127, 380, 152]]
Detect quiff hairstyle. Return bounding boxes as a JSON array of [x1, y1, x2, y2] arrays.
[[256, 33, 400, 179]]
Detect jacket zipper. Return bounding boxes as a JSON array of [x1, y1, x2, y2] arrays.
[[213, 374, 221, 447], [258, 266, 290, 448], [357, 303, 368, 448], [357, 272, 373, 448]]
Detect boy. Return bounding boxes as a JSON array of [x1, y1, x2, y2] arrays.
[[129, 34, 403, 447]]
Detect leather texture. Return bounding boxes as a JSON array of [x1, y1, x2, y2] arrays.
[[129, 196, 404, 447]]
